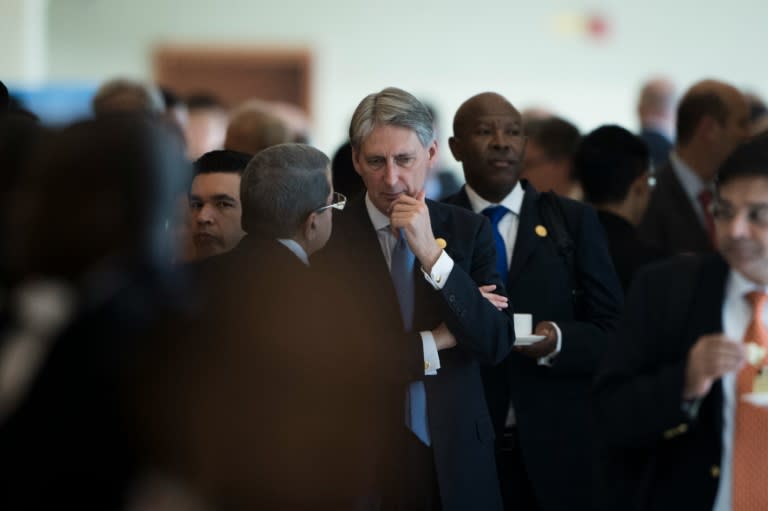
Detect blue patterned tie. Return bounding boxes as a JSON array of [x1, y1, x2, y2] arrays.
[[389, 228, 430, 445], [482, 205, 510, 284]]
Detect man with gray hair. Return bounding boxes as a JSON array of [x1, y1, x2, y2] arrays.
[[182, 143, 386, 507], [320, 87, 515, 510], [239, 142, 340, 264]]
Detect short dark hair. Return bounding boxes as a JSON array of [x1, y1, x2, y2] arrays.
[[576, 125, 650, 204], [240, 143, 330, 238], [193, 150, 252, 177], [331, 141, 365, 200], [524, 117, 581, 160], [160, 86, 184, 110], [716, 132, 768, 188], [676, 92, 728, 145]]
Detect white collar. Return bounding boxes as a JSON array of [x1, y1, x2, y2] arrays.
[[670, 151, 712, 198], [364, 192, 393, 231], [276, 238, 309, 266], [464, 181, 524, 215], [727, 269, 768, 301]]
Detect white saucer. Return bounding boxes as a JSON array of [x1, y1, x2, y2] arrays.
[[514, 335, 547, 346], [742, 393, 768, 407]]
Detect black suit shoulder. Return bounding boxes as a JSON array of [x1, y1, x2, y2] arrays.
[[638, 163, 712, 254], [595, 253, 727, 510], [597, 210, 668, 294]]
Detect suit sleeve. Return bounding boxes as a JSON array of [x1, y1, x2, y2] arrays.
[[548, 204, 624, 376], [437, 214, 516, 366], [593, 265, 692, 449]]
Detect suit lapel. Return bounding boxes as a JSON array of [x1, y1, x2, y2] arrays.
[[508, 185, 542, 282], [342, 197, 417, 331], [660, 163, 712, 249]]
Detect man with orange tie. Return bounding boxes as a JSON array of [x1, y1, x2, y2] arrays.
[[595, 132, 768, 510]]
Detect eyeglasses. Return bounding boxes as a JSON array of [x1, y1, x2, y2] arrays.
[[314, 192, 347, 213], [711, 201, 768, 227]]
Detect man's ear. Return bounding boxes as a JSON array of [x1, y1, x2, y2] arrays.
[[302, 212, 318, 242], [699, 115, 721, 143], [427, 140, 438, 166], [630, 173, 649, 197], [448, 136, 462, 162]]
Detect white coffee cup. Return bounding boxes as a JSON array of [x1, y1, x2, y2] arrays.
[[513, 313, 532, 336]]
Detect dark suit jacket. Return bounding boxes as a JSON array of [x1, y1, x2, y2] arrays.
[[444, 183, 624, 511], [594, 254, 727, 511], [175, 235, 386, 508], [319, 197, 515, 511], [596, 210, 668, 295], [638, 162, 713, 254], [639, 128, 672, 169]]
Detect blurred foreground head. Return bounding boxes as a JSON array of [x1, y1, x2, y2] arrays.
[[92, 78, 165, 117], [10, 115, 190, 282]]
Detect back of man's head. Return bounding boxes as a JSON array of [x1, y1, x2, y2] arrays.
[[92, 78, 165, 117], [637, 78, 676, 126], [240, 143, 330, 240], [525, 116, 581, 161], [716, 133, 768, 188], [676, 79, 741, 146], [349, 87, 434, 151], [11, 115, 189, 280], [576, 125, 650, 205], [522, 116, 581, 195], [224, 100, 291, 155]]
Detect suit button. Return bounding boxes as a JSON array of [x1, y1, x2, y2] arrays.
[[711, 465, 720, 478], [663, 423, 688, 440]]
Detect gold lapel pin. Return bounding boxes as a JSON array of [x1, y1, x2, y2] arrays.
[[436, 237, 447, 249], [535, 225, 548, 237]]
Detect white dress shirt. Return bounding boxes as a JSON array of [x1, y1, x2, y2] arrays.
[[276, 238, 310, 266], [464, 183, 562, 366], [364, 194, 454, 375], [713, 270, 768, 511]]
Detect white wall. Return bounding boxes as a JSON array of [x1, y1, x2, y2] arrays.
[[39, 0, 768, 155], [1, 0, 47, 82]]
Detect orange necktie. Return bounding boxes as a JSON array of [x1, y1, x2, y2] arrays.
[[733, 290, 768, 510]]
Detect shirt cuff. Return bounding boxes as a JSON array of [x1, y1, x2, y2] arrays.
[[420, 250, 453, 290], [537, 321, 562, 367], [420, 330, 441, 375]]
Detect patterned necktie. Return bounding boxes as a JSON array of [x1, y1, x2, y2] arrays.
[[388, 228, 430, 445], [698, 189, 715, 246], [733, 290, 768, 510], [482, 205, 510, 284]]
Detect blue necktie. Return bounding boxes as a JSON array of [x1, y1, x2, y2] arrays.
[[389, 228, 430, 445], [482, 205, 510, 284]]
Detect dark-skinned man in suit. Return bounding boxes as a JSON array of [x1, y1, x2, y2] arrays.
[[443, 92, 623, 511]]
